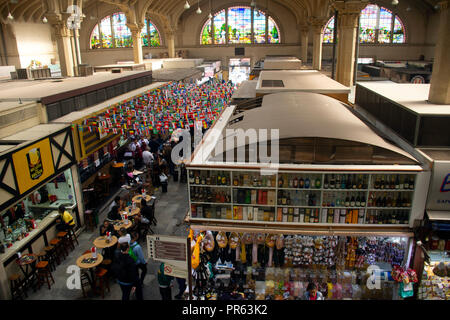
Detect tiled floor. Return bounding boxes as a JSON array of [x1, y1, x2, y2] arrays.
[[26, 177, 190, 300]]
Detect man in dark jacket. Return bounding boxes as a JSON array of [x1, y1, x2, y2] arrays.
[[112, 242, 143, 300]]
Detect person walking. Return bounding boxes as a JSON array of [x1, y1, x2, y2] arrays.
[[130, 232, 147, 285], [112, 242, 143, 300], [174, 277, 187, 299], [157, 262, 174, 300]]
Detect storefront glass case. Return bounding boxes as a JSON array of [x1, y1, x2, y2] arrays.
[[188, 169, 417, 226]]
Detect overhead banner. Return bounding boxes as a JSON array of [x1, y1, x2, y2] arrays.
[[426, 161, 450, 211], [12, 138, 55, 194]]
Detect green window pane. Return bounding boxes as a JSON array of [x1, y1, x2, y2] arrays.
[[100, 16, 112, 48], [378, 7, 393, 43], [90, 24, 101, 49], [323, 17, 334, 43], [359, 4, 378, 43], [268, 16, 280, 43], [201, 19, 212, 44], [393, 16, 405, 43], [113, 13, 132, 48], [228, 6, 251, 44]]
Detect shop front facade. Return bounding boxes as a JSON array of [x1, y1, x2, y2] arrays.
[[0, 124, 77, 299], [185, 92, 431, 300]]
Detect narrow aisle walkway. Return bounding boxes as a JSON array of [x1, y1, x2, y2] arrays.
[[26, 178, 189, 300]]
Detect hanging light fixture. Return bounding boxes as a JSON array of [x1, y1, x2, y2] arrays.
[[7, 12, 14, 20], [196, 0, 202, 14], [42, 16, 48, 23], [208, 0, 212, 19], [184, 1, 191, 9], [250, 0, 256, 7], [391, 0, 399, 5]]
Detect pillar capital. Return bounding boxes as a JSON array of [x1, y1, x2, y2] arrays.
[[332, 0, 368, 28], [308, 17, 328, 34]]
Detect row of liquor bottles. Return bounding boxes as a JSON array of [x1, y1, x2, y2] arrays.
[[190, 204, 410, 225], [188, 170, 416, 191], [191, 186, 413, 208]]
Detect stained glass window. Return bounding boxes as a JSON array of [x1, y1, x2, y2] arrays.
[[112, 13, 132, 47], [201, 19, 212, 45], [199, 6, 280, 45], [214, 10, 227, 44], [323, 16, 334, 43], [90, 13, 161, 49], [359, 4, 378, 43], [228, 7, 252, 44], [378, 7, 393, 43], [90, 25, 101, 49], [322, 4, 405, 44], [268, 16, 280, 43], [254, 10, 266, 44], [393, 16, 405, 43]]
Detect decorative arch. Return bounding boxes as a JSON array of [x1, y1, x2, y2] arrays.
[[322, 3, 406, 44], [200, 5, 281, 45], [90, 12, 162, 49]]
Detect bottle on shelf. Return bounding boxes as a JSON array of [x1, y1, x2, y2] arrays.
[[278, 175, 284, 188], [350, 195, 356, 207], [324, 175, 329, 189], [352, 175, 357, 189], [361, 193, 366, 207], [299, 209, 305, 223], [358, 210, 365, 224], [293, 176, 298, 188], [201, 175, 206, 185], [315, 176, 321, 189], [189, 171, 195, 184], [395, 175, 400, 189], [195, 172, 200, 185], [380, 175, 385, 189], [341, 175, 346, 189], [374, 175, 381, 189], [305, 177, 310, 189], [304, 209, 310, 223], [217, 173, 221, 185], [345, 193, 350, 207], [390, 175, 395, 189], [336, 174, 341, 189], [330, 175, 335, 189], [339, 209, 346, 224], [409, 176, 415, 189], [299, 176, 304, 188], [355, 194, 361, 207], [357, 175, 363, 189]]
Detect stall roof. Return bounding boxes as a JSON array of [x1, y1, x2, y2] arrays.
[[0, 70, 150, 101], [152, 68, 203, 81], [190, 92, 420, 167], [356, 81, 450, 115], [427, 210, 450, 221], [51, 82, 166, 123], [231, 80, 257, 99], [255, 70, 350, 94], [263, 56, 302, 70]]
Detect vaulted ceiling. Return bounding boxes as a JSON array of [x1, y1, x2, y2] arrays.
[[0, 0, 442, 24]]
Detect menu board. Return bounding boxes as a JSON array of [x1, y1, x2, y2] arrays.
[[147, 235, 188, 268]]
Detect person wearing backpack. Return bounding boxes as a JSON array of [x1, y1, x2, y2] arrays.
[[130, 232, 147, 285], [112, 242, 143, 300], [157, 262, 174, 300]]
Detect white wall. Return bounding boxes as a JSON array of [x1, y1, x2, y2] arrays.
[[12, 22, 57, 68]]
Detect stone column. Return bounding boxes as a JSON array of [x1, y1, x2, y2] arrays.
[[167, 30, 176, 58], [131, 28, 143, 64], [309, 18, 327, 70], [428, 1, 450, 104], [299, 26, 309, 64], [53, 24, 75, 77], [333, 1, 368, 87]]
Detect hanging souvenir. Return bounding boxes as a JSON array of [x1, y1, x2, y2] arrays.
[[265, 234, 277, 267], [229, 232, 240, 261]]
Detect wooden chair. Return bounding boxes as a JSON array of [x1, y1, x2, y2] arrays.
[[50, 238, 66, 262], [95, 268, 110, 299], [44, 246, 57, 271], [80, 270, 91, 298], [36, 261, 55, 290], [84, 210, 95, 232]]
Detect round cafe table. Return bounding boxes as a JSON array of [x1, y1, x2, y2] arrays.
[[76, 253, 103, 294], [93, 235, 118, 249], [123, 207, 140, 217], [132, 194, 152, 204], [16, 253, 37, 287], [112, 219, 133, 231]]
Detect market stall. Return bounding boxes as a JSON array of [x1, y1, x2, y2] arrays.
[[0, 124, 77, 300], [185, 92, 431, 300]]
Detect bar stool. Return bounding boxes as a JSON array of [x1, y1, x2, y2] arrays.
[[44, 246, 57, 271], [37, 251, 47, 262], [80, 270, 91, 298], [68, 225, 79, 247], [95, 268, 110, 299], [36, 261, 55, 290], [50, 238, 66, 262], [57, 231, 72, 255], [9, 274, 27, 300], [84, 210, 95, 232]]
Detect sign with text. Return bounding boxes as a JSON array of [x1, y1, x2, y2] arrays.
[[163, 262, 188, 279], [12, 138, 55, 194], [426, 161, 450, 211], [147, 235, 188, 269]]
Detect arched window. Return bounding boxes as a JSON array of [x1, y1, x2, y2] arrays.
[[200, 6, 281, 45], [322, 4, 406, 44], [90, 13, 161, 49]]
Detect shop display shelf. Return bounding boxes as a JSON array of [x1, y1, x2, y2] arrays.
[[277, 205, 320, 208], [233, 203, 275, 207], [190, 184, 232, 188], [367, 207, 411, 210], [232, 186, 277, 189], [369, 189, 415, 192], [321, 206, 365, 209], [191, 201, 232, 205], [322, 188, 368, 192]]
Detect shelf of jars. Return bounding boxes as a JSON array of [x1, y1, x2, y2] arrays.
[[188, 170, 417, 227]]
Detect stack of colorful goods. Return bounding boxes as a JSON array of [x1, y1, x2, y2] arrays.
[[187, 230, 407, 300]]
